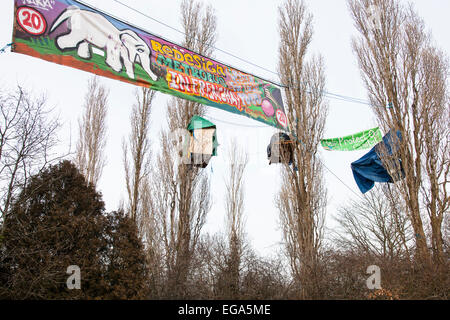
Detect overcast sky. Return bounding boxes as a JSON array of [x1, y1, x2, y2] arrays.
[[1, 0, 449, 256]]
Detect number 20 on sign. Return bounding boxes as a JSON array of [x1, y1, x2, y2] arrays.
[[16, 6, 47, 36]]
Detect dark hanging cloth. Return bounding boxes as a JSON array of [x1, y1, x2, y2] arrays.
[[267, 132, 294, 165], [351, 130, 404, 194]]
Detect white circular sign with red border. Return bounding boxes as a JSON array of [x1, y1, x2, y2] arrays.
[[276, 109, 288, 128], [16, 7, 47, 36]]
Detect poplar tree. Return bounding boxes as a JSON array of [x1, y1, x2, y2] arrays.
[[150, 0, 217, 298], [75, 76, 108, 187], [276, 0, 328, 299]]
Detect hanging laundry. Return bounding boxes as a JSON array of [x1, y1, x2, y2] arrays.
[[267, 132, 294, 165], [186, 115, 218, 168], [351, 130, 404, 193], [321, 127, 383, 151]]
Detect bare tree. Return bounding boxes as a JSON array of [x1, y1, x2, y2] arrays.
[[218, 140, 248, 299], [348, 0, 449, 265], [188, 233, 291, 299], [75, 76, 108, 187], [334, 185, 413, 260], [123, 88, 155, 223], [276, 0, 328, 299], [0, 85, 59, 220], [150, 0, 217, 298], [122, 88, 162, 294]]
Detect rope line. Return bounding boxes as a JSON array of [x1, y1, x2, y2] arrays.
[[288, 130, 366, 201], [0, 43, 13, 53], [205, 115, 269, 128]]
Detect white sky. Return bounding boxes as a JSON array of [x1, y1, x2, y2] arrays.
[[1, 0, 449, 257]]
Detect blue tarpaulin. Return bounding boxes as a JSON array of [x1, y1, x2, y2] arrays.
[[351, 130, 404, 194]]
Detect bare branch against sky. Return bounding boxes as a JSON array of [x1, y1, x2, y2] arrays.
[[0, 85, 60, 219], [75, 76, 108, 187]]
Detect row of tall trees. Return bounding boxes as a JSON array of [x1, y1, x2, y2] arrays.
[[0, 158, 446, 299], [1, 0, 448, 299], [349, 0, 449, 267]]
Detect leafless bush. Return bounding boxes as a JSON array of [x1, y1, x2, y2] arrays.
[[318, 248, 448, 299], [334, 185, 413, 260], [190, 235, 291, 300]]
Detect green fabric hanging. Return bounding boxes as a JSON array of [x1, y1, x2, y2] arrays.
[[321, 127, 383, 151]]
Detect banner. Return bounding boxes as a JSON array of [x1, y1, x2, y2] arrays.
[[321, 127, 383, 151], [12, 0, 288, 129]]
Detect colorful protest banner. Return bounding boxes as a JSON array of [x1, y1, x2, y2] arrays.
[[320, 127, 383, 151], [12, 0, 288, 129]]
